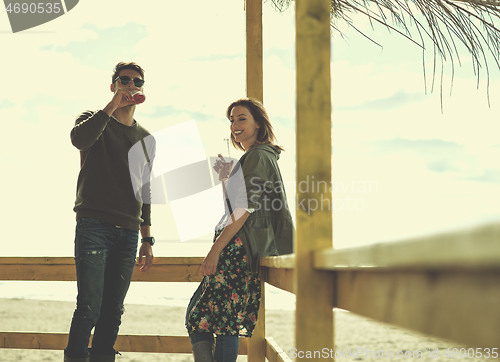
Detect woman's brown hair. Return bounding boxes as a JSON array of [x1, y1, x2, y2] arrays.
[[226, 98, 284, 151]]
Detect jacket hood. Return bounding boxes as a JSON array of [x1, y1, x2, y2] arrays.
[[248, 143, 281, 160]]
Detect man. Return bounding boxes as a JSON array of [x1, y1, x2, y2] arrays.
[[64, 62, 155, 362]]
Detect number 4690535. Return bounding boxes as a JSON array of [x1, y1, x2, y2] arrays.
[[6, 2, 62, 14]]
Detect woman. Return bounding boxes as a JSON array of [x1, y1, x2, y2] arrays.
[[185, 98, 294, 361]]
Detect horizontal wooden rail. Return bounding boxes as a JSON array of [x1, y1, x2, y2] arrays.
[[0, 255, 297, 293], [261, 255, 295, 269], [265, 337, 292, 362], [0, 257, 204, 282], [314, 222, 500, 270], [1, 221, 499, 354], [0, 333, 248, 354], [261, 255, 295, 293], [335, 269, 500, 349], [263, 267, 294, 294], [263, 222, 500, 349]]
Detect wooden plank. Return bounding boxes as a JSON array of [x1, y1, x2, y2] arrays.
[[0, 264, 203, 282], [0, 257, 204, 265], [0, 257, 204, 282], [295, 0, 334, 360], [0, 332, 68, 350], [261, 254, 295, 269], [246, 0, 263, 101], [0, 264, 77, 281], [263, 267, 294, 294], [130, 264, 203, 282], [0, 333, 249, 354], [0, 333, 191, 353], [115, 335, 191, 354], [266, 337, 293, 362], [0, 257, 75, 265], [315, 222, 500, 270], [336, 270, 500, 348]]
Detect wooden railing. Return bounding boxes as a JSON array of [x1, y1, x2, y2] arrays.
[[0, 256, 283, 359], [1, 221, 499, 361], [263, 221, 500, 350]]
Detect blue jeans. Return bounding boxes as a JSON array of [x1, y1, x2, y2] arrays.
[[187, 281, 239, 361], [65, 218, 138, 358], [189, 333, 239, 362]]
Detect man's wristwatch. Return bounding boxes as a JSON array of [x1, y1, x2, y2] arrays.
[[141, 236, 155, 246]]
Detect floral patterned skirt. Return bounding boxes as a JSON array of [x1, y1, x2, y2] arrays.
[[185, 228, 261, 337]]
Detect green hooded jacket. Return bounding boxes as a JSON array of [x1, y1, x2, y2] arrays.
[[226, 144, 294, 272]]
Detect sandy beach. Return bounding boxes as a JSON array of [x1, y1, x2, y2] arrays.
[[0, 298, 490, 361]]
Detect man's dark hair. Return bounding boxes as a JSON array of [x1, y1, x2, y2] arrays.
[[111, 62, 145, 83]]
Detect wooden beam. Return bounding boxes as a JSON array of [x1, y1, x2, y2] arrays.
[[0, 257, 76, 264], [266, 337, 293, 362], [0, 256, 297, 283], [263, 267, 294, 294], [0, 332, 68, 350], [0, 333, 249, 354], [315, 222, 500, 270], [0, 257, 204, 282], [115, 335, 192, 354], [249, 278, 266, 362], [246, 0, 263, 101], [246, 1, 265, 360], [0, 257, 204, 265], [261, 254, 295, 269], [295, 0, 334, 360], [0, 264, 77, 281], [131, 263, 203, 282], [336, 270, 500, 348]]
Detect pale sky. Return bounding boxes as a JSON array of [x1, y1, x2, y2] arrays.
[[0, 0, 499, 257]]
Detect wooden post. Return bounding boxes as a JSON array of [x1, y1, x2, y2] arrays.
[[248, 277, 266, 361], [246, 0, 263, 101], [246, 0, 265, 361], [295, 0, 334, 360]]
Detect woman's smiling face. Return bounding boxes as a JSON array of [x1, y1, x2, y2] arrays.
[[230, 105, 260, 150]]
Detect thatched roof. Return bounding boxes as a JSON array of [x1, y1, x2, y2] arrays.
[[272, 0, 500, 100]]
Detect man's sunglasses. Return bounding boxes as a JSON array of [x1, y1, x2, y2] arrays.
[[114, 75, 145, 87]]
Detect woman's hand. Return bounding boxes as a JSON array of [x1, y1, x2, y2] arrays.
[[213, 154, 233, 181], [200, 244, 223, 276]]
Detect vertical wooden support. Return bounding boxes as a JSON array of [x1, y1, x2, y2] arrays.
[[246, 0, 265, 361], [246, 0, 263, 101], [295, 0, 334, 360], [248, 277, 266, 361]]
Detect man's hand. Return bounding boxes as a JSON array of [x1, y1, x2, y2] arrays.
[[103, 89, 135, 116], [137, 242, 154, 272]]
